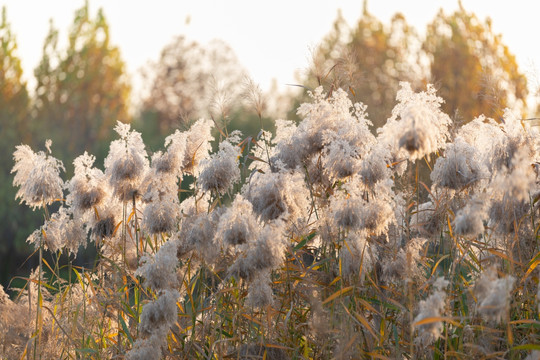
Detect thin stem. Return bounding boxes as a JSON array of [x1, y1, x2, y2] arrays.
[[303, 164, 319, 221], [133, 193, 140, 261], [132, 193, 142, 339], [33, 239, 43, 360], [122, 200, 127, 270], [33, 201, 51, 359]]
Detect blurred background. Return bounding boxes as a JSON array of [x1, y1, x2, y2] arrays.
[[1, 0, 539, 288]]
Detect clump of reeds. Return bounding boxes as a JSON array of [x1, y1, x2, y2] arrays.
[[3, 81, 540, 360]]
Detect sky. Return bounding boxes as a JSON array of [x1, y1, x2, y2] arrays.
[[1, 0, 540, 101]]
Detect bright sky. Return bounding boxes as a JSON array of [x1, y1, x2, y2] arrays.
[[2, 0, 540, 102]]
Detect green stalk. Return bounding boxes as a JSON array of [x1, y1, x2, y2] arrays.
[[132, 193, 141, 339], [33, 202, 51, 359]]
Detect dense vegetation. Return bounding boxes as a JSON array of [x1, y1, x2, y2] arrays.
[[1, 2, 539, 359], [3, 81, 540, 359]]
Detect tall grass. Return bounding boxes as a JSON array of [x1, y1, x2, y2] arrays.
[[1, 82, 540, 359]]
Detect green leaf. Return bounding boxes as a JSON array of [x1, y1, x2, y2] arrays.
[[76, 348, 97, 354], [511, 344, 540, 351], [293, 237, 308, 251], [118, 314, 134, 345], [294, 231, 317, 251]]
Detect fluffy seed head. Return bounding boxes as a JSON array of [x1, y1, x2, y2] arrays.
[[431, 137, 488, 190], [142, 197, 179, 235], [198, 139, 241, 194], [181, 118, 214, 176], [454, 199, 486, 237], [360, 198, 394, 236], [92, 215, 116, 240], [322, 137, 359, 181], [377, 82, 451, 164], [359, 145, 391, 188], [474, 267, 515, 323], [414, 277, 448, 346], [12, 141, 65, 209], [216, 195, 259, 247], [41, 207, 86, 255], [136, 239, 180, 291], [138, 289, 179, 337], [246, 171, 310, 224], [68, 152, 108, 215], [228, 222, 286, 281], [104, 122, 149, 201], [245, 271, 274, 308]]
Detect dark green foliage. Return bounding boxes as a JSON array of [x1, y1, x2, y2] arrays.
[[0, 6, 41, 287]]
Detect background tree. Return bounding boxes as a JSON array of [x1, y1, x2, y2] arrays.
[[0, 6, 40, 287], [139, 36, 248, 141], [301, 4, 423, 128], [33, 2, 131, 170], [423, 3, 528, 121]]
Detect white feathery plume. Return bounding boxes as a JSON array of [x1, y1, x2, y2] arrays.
[[12, 140, 64, 209]]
